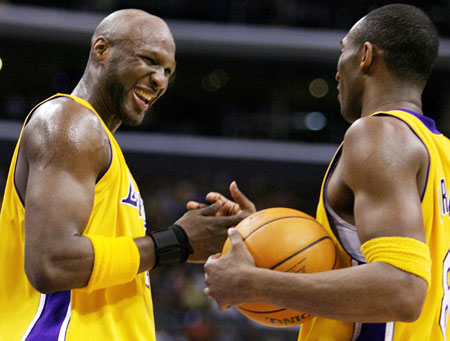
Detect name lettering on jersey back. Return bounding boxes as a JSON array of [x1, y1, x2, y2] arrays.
[[439, 178, 450, 221], [121, 179, 145, 221]]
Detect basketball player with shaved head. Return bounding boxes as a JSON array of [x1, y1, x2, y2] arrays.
[[0, 9, 248, 340], [197, 4, 450, 340]]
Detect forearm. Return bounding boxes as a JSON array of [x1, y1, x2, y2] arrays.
[[243, 262, 425, 322], [134, 236, 156, 273], [27, 235, 156, 293]]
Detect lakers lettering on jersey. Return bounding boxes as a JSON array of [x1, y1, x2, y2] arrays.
[[0, 94, 156, 341], [440, 178, 450, 220], [299, 109, 450, 341]]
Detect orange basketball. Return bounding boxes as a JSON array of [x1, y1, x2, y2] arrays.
[[222, 207, 339, 328]]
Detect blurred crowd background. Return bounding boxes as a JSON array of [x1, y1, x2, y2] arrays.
[[1, 1, 449, 340]]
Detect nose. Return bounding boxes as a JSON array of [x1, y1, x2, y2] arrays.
[[150, 67, 168, 90], [335, 72, 340, 82]]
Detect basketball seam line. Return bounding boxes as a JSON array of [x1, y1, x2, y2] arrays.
[[238, 306, 287, 314], [243, 216, 317, 240], [270, 236, 332, 270]]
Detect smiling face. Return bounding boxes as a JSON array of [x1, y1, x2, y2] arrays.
[[336, 21, 366, 123], [96, 12, 176, 127]]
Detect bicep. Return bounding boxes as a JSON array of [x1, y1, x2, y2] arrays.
[[25, 164, 96, 238], [352, 172, 425, 243], [341, 118, 427, 243], [22, 107, 109, 269]]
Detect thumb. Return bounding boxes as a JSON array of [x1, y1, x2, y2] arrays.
[[230, 181, 256, 212], [228, 228, 255, 266], [228, 228, 246, 251]]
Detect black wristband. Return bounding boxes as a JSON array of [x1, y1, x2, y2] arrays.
[[147, 225, 193, 268]]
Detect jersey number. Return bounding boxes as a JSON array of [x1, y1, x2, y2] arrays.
[[440, 252, 450, 340]]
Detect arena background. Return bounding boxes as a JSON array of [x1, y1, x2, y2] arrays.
[[0, 1, 449, 340]]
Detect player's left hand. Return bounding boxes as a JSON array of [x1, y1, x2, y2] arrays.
[[203, 228, 256, 310]]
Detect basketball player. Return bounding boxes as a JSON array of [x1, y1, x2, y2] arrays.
[[197, 4, 450, 340], [0, 9, 248, 340]]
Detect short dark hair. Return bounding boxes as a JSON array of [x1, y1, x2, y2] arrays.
[[352, 4, 439, 83]]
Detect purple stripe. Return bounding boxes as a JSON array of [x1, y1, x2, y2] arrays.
[[26, 291, 71, 341], [396, 108, 441, 134], [357, 322, 387, 340], [96, 137, 113, 184], [13, 146, 25, 207]]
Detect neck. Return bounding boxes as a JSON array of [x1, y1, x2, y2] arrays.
[[71, 74, 122, 133], [360, 78, 424, 118]]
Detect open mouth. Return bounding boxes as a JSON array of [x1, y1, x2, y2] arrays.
[[134, 88, 154, 105]]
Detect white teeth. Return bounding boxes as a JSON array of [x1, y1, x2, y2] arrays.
[[135, 88, 154, 102]]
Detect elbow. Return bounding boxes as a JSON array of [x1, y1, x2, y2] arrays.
[[25, 257, 60, 294], [392, 275, 427, 322]]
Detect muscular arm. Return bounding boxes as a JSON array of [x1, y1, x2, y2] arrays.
[[23, 99, 244, 293], [22, 99, 132, 293], [205, 116, 429, 322]]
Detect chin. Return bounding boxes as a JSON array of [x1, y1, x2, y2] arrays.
[[122, 115, 145, 127], [120, 105, 149, 127]]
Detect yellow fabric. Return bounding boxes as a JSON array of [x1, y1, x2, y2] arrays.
[[299, 110, 450, 341], [361, 236, 431, 286], [84, 235, 140, 293], [0, 94, 156, 341]]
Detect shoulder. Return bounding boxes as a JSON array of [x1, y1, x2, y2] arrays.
[[343, 115, 428, 162], [24, 97, 107, 144], [22, 97, 110, 172], [340, 115, 428, 183]]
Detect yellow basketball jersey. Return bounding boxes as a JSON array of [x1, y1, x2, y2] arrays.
[[0, 94, 156, 341], [299, 109, 450, 340]]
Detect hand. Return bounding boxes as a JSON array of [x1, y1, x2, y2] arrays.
[[204, 228, 256, 310], [175, 202, 248, 262], [187, 181, 257, 217]]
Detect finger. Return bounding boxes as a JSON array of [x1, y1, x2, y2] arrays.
[[198, 201, 222, 216], [205, 192, 229, 203], [219, 304, 232, 311], [204, 287, 212, 299], [230, 181, 256, 213], [204, 253, 221, 270], [186, 201, 206, 210], [210, 253, 222, 259], [207, 212, 248, 228]]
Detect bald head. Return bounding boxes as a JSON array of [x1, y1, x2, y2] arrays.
[[76, 9, 176, 129], [92, 9, 174, 50]]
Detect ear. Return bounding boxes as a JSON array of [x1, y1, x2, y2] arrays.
[[92, 36, 111, 62], [359, 42, 374, 73]]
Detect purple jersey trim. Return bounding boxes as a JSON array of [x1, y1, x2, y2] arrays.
[[96, 137, 113, 184], [25, 290, 71, 340], [13, 153, 25, 207], [357, 322, 389, 340], [396, 108, 441, 135]]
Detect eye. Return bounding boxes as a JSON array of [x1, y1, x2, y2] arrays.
[[142, 56, 156, 65], [164, 68, 172, 76]]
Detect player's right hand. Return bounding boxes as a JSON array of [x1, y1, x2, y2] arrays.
[[175, 201, 249, 263], [203, 228, 256, 310], [186, 181, 256, 217]]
